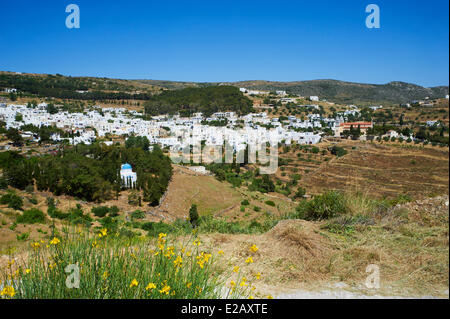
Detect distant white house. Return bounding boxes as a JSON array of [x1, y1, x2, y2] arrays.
[[120, 163, 137, 188], [276, 90, 286, 96], [309, 96, 319, 102], [188, 166, 210, 175]]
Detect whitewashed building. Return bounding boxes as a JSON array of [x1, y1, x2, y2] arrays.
[[120, 163, 137, 188]]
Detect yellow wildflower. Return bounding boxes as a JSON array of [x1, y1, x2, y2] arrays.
[[245, 257, 254, 264], [25, 269, 31, 274], [250, 244, 259, 253], [230, 280, 236, 288], [99, 228, 108, 238], [193, 239, 201, 246], [50, 237, 60, 245], [159, 285, 170, 295], [102, 271, 109, 280], [249, 295, 254, 299], [146, 283, 156, 291], [233, 266, 240, 273], [165, 246, 175, 259], [159, 233, 167, 240], [174, 255, 183, 268], [30, 242, 41, 249], [129, 278, 139, 288], [1, 286, 15, 298], [186, 282, 192, 288], [254, 272, 261, 280], [267, 295, 274, 299], [218, 250, 224, 255]]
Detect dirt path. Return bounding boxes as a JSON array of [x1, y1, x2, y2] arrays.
[[275, 285, 447, 299]]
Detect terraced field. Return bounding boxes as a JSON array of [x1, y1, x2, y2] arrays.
[[299, 141, 449, 198]]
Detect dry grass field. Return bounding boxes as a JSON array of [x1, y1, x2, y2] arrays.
[[275, 140, 449, 199]]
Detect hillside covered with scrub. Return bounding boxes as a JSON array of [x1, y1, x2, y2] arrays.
[[0, 188, 448, 299], [0, 143, 172, 204], [143, 86, 254, 117]]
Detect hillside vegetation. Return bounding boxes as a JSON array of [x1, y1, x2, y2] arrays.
[[138, 79, 449, 105], [0, 143, 172, 204], [144, 86, 254, 116]]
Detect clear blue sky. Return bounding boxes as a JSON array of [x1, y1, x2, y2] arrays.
[[0, 0, 448, 86]]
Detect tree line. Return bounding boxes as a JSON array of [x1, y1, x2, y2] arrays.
[[0, 143, 173, 204], [144, 86, 254, 117]]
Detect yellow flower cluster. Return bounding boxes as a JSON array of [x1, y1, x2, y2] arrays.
[[196, 252, 212, 269], [159, 284, 171, 295], [1, 286, 15, 298], [193, 239, 201, 246], [250, 244, 259, 253], [164, 246, 175, 259], [145, 283, 156, 291], [158, 233, 167, 250], [129, 278, 139, 288], [98, 228, 108, 238], [49, 237, 60, 245], [173, 255, 183, 268]]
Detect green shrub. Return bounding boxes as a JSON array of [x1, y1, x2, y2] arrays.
[[0, 178, 8, 190], [16, 208, 46, 224], [109, 206, 120, 217], [293, 187, 306, 200], [48, 206, 69, 220], [99, 216, 119, 232], [67, 206, 92, 227], [0, 193, 23, 210], [265, 200, 276, 207], [295, 191, 348, 220], [131, 210, 146, 220], [25, 185, 34, 193], [16, 232, 30, 241], [29, 197, 38, 205], [253, 206, 261, 212], [189, 204, 199, 228], [91, 206, 110, 218], [329, 146, 348, 157], [241, 200, 250, 206]]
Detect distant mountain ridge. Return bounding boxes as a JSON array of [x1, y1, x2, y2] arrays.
[[1, 71, 448, 105], [137, 79, 449, 105]]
